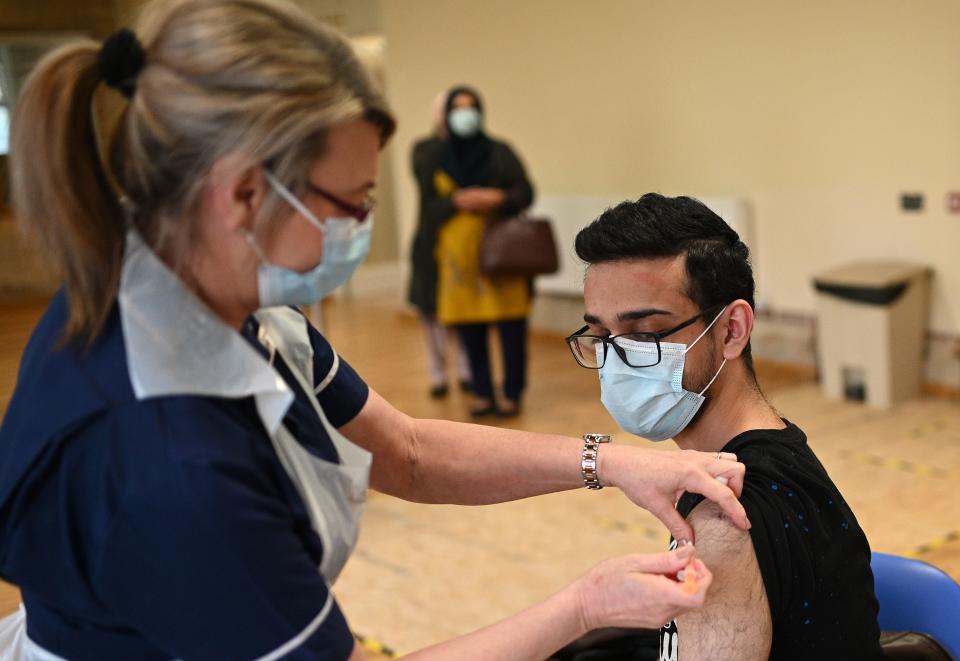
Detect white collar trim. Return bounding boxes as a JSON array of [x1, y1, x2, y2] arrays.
[[118, 231, 292, 434]]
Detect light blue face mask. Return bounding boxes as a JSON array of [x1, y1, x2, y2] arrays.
[[448, 106, 482, 137], [247, 172, 372, 308], [599, 307, 727, 442]]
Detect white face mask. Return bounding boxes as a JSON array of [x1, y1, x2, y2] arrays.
[[448, 106, 482, 137], [599, 307, 727, 441], [247, 172, 372, 308]]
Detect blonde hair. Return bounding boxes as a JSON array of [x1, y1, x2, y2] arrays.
[[11, 0, 394, 346]]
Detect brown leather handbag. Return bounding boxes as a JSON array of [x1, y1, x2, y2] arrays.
[[479, 215, 560, 277]]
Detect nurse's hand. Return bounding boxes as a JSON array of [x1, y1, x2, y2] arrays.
[[599, 445, 749, 544], [574, 546, 712, 630], [394, 546, 712, 660]]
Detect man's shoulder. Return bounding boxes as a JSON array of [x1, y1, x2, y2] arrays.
[[722, 420, 809, 458], [671, 420, 882, 658], [717, 421, 831, 486], [705, 421, 851, 547]]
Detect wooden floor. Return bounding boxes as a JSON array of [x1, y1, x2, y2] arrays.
[[1, 293, 958, 657]]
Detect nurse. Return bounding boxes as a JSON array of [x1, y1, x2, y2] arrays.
[[0, 1, 747, 659]]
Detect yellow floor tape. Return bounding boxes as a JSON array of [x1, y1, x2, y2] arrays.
[[355, 633, 399, 659], [905, 530, 960, 560], [836, 449, 957, 479]]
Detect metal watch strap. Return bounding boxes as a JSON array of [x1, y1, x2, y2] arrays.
[[581, 433, 612, 490]]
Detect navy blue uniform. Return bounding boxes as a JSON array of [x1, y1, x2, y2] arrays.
[[0, 292, 368, 660]]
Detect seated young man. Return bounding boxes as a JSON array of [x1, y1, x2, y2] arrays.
[[569, 194, 883, 660]]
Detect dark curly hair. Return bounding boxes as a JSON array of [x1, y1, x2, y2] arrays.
[[575, 193, 756, 376]]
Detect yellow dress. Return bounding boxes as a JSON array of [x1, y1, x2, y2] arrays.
[[434, 171, 530, 325]]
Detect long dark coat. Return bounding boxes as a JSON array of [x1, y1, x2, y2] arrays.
[[407, 136, 534, 315]]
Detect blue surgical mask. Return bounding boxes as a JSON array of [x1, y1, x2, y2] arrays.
[[599, 307, 727, 441], [248, 172, 372, 308], [448, 107, 482, 138]]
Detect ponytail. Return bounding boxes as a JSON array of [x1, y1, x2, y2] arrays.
[[10, 41, 126, 346], [12, 0, 396, 349]]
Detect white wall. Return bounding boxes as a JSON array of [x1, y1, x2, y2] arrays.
[[382, 0, 960, 335]]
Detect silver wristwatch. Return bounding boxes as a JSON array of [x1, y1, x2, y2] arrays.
[[581, 433, 612, 490]]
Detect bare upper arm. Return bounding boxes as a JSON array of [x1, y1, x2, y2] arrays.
[[675, 500, 772, 660], [337, 388, 420, 498]]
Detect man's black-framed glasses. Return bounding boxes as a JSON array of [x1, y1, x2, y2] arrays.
[[565, 304, 725, 369], [306, 183, 376, 223]]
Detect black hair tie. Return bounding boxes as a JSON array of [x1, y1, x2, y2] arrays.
[[100, 28, 145, 99]]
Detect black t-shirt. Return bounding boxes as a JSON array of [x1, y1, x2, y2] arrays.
[[658, 421, 884, 660]]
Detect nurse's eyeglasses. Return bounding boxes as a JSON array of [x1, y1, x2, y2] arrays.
[[566, 304, 725, 369], [306, 183, 376, 223]]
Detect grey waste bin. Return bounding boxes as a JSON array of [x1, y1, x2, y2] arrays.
[[813, 261, 932, 409]]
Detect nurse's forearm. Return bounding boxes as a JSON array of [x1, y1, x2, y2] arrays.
[[397, 548, 711, 661], [402, 418, 750, 544], [343, 389, 583, 504], [405, 417, 584, 504], [344, 390, 749, 543]]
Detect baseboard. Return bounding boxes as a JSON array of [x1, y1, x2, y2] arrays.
[[922, 382, 960, 400], [752, 358, 818, 382], [336, 260, 403, 298]]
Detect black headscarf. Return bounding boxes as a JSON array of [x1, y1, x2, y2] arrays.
[[441, 85, 494, 188]]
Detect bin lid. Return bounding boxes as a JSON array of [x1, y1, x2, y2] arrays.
[[814, 261, 930, 289], [813, 261, 931, 306]]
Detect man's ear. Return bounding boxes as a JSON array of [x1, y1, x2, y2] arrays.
[[204, 153, 267, 234], [721, 299, 754, 361]]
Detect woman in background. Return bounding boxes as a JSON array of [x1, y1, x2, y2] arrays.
[[431, 86, 534, 417], [407, 92, 472, 399]]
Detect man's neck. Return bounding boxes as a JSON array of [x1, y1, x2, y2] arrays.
[[673, 371, 785, 453]]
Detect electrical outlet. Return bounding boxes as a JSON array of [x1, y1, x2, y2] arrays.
[[948, 192, 960, 213], [901, 193, 924, 212]]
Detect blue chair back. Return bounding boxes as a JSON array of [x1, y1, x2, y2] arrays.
[[872, 552, 960, 659]]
